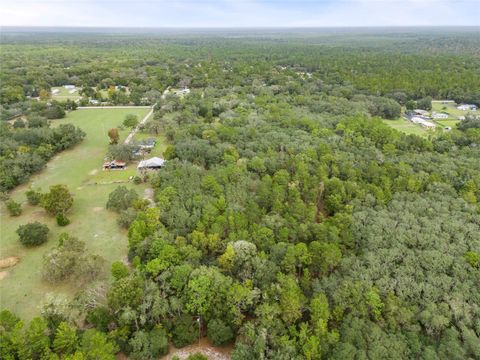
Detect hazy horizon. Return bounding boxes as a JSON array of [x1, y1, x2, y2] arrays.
[[1, 0, 479, 28]]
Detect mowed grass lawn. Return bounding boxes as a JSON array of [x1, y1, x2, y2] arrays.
[[51, 87, 82, 101], [0, 108, 150, 320], [382, 118, 429, 137]]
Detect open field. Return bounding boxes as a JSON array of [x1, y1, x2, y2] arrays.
[[0, 108, 152, 320], [51, 86, 82, 101], [432, 101, 474, 120], [383, 100, 476, 136], [382, 118, 429, 137]]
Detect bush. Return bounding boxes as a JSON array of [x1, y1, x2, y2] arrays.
[[43, 104, 65, 119], [56, 213, 71, 226], [43, 234, 105, 284], [42, 184, 73, 216], [111, 261, 129, 280], [133, 176, 142, 184], [6, 200, 22, 216], [129, 328, 169, 360], [117, 208, 138, 229], [26, 188, 43, 205], [123, 114, 139, 128], [85, 307, 113, 332], [17, 222, 49, 246], [107, 144, 134, 162], [106, 186, 139, 213], [207, 319, 234, 346], [27, 116, 49, 128], [172, 316, 198, 348], [13, 119, 26, 128]]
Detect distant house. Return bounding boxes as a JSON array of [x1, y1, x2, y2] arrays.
[[432, 112, 449, 119], [89, 99, 99, 105], [174, 88, 190, 96], [413, 109, 430, 117], [64, 85, 76, 90], [458, 116, 466, 121], [103, 160, 126, 170], [137, 157, 165, 171], [457, 104, 477, 111], [51, 89, 60, 95], [133, 138, 156, 150], [140, 138, 156, 149]]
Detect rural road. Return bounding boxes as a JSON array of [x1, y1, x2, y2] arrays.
[[124, 105, 155, 144]]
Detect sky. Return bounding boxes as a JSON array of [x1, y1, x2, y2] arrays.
[[0, 0, 479, 28]]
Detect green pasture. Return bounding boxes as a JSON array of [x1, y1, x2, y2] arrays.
[[382, 118, 429, 137], [0, 108, 152, 320], [51, 87, 82, 101], [435, 119, 460, 128], [431, 101, 472, 120]]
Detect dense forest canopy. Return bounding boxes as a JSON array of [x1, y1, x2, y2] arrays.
[[1, 28, 480, 360]]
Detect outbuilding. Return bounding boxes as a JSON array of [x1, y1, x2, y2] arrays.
[[432, 112, 449, 119], [137, 157, 165, 171], [457, 104, 477, 111], [103, 160, 126, 170]]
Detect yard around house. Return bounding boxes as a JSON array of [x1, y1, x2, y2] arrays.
[[382, 100, 474, 136], [382, 118, 429, 137], [51, 86, 82, 101], [0, 108, 155, 320], [432, 101, 468, 120]]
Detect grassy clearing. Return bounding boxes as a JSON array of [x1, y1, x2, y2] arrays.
[[435, 119, 460, 128], [133, 131, 168, 158], [0, 108, 150, 320], [51, 87, 82, 101], [382, 118, 429, 137], [431, 101, 472, 120]]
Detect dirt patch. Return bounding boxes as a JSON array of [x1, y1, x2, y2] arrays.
[[144, 188, 155, 207], [0, 256, 20, 269], [77, 186, 83, 190], [0, 271, 8, 280], [161, 338, 232, 360], [89, 169, 98, 176], [93, 207, 103, 212]]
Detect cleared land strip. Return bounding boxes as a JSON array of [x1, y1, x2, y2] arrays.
[[124, 105, 155, 144], [77, 105, 151, 109]]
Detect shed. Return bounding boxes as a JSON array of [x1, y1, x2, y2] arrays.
[[103, 160, 126, 170]]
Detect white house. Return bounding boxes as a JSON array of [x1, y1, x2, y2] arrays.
[[457, 104, 477, 111], [174, 88, 190, 96], [64, 85, 76, 90], [432, 112, 449, 119], [137, 157, 165, 170]]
